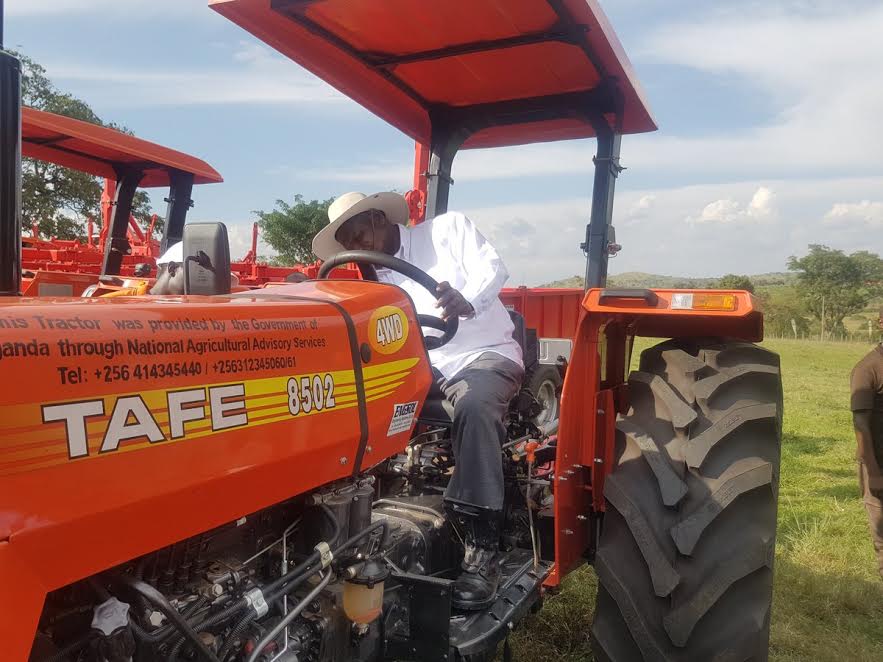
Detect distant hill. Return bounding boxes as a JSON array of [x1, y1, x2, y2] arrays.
[[542, 271, 797, 289]]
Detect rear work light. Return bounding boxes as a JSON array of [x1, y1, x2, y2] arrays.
[[670, 292, 737, 311]]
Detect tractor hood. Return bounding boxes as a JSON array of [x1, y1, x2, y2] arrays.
[[0, 280, 431, 594]]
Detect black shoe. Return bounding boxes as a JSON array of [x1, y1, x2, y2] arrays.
[[448, 504, 502, 611]]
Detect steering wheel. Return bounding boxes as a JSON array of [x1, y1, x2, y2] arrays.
[[318, 250, 458, 350]]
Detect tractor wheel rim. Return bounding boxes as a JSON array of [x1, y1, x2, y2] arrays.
[[534, 379, 559, 426]]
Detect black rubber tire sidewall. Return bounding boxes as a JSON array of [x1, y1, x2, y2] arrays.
[[591, 338, 782, 662]]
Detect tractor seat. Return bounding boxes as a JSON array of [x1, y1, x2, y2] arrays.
[[419, 396, 455, 426], [417, 310, 527, 427]]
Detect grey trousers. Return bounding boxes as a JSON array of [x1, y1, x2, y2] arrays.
[[432, 352, 524, 511], [858, 462, 883, 580]]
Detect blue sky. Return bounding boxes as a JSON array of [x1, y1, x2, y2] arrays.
[[8, 0, 883, 284]]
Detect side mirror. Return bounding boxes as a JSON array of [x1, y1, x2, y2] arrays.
[[182, 223, 231, 295]]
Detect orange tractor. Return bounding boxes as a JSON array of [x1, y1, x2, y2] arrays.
[[0, 1, 782, 661]]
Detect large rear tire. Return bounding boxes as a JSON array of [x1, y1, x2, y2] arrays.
[[528, 365, 562, 428], [591, 339, 782, 661]]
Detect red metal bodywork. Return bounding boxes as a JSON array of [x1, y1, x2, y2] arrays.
[[549, 289, 762, 581], [500, 287, 584, 339], [209, 0, 656, 147], [0, 281, 432, 660], [22, 107, 223, 187]]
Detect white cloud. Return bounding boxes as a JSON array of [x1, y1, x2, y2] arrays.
[[824, 201, 883, 228], [748, 187, 775, 219], [695, 198, 742, 224], [44, 42, 345, 107], [689, 186, 776, 224], [618, 194, 657, 226], [467, 199, 590, 286], [629, 5, 883, 177], [456, 176, 883, 285], [632, 194, 656, 212]]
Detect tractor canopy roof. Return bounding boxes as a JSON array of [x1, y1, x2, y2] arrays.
[[22, 107, 223, 187], [210, 0, 656, 148]]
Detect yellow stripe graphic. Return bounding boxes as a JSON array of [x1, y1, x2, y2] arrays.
[[0, 358, 422, 474]]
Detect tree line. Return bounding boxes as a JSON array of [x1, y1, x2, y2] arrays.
[[18, 51, 154, 240], [718, 246, 883, 341]]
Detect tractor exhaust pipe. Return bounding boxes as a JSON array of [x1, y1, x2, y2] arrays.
[[0, 3, 22, 296]]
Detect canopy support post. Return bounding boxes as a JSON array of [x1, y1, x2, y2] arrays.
[[425, 120, 470, 220], [0, 49, 20, 296], [583, 115, 622, 290], [102, 170, 142, 276], [161, 171, 194, 254]]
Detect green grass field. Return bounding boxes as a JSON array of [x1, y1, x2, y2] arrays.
[[509, 338, 883, 661]]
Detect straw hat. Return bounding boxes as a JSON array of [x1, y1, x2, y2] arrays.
[[312, 191, 409, 260]]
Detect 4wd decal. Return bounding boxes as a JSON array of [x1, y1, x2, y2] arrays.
[[369, 306, 409, 355]]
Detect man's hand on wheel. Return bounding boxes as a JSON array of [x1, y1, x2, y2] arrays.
[[436, 281, 474, 321]]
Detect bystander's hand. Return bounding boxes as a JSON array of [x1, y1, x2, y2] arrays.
[[436, 281, 474, 321]]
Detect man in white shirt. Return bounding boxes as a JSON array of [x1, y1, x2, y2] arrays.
[[312, 191, 524, 610]]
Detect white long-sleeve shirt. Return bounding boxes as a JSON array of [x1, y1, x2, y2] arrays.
[[377, 211, 523, 380]]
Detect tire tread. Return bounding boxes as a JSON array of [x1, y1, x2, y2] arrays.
[[592, 339, 782, 661]]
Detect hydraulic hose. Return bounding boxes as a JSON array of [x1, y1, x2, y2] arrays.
[[262, 551, 322, 597], [335, 518, 389, 557], [245, 572, 332, 662], [211, 562, 327, 662], [132, 559, 152, 622], [215, 611, 255, 661], [190, 504, 342, 641], [261, 518, 389, 607], [167, 637, 186, 662], [220, 520, 391, 661], [262, 503, 342, 596], [114, 575, 219, 662], [237, 519, 391, 660]]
